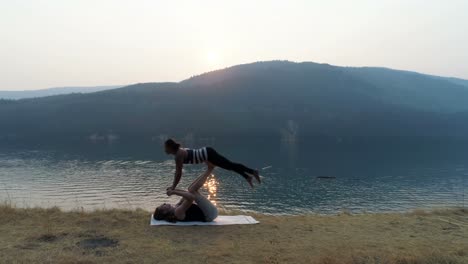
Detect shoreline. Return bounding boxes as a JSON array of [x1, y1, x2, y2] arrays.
[[1, 205, 467, 263], [2, 200, 465, 216]]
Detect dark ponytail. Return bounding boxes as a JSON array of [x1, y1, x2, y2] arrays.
[[165, 138, 181, 151], [154, 207, 177, 223]]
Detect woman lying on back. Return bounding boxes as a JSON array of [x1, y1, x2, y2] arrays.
[[154, 166, 218, 222]]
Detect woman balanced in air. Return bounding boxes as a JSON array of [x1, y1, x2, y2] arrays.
[[164, 138, 261, 190]]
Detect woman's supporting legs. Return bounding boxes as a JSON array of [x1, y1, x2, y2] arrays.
[[193, 191, 218, 222], [185, 167, 218, 221], [188, 167, 214, 193]]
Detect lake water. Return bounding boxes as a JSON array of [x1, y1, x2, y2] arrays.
[[0, 142, 466, 214]]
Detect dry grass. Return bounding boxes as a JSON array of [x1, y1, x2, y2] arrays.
[[0, 204, 467, 264]]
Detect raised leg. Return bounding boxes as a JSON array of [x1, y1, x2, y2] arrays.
[[188, 167, 214, 193]]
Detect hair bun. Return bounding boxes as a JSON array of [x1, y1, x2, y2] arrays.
[[165, 138, 181, 150]]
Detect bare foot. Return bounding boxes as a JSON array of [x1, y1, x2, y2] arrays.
[[246, 176, 254, 189], [253, 170, 261, 184]]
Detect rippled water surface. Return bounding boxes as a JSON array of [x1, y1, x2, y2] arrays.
[[0, 143, 466, 214]]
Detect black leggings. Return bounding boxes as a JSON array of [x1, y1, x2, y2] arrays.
[[206, 147, 255, 180]]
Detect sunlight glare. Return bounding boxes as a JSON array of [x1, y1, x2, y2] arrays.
[[206, 51, 221, 68], [204, 174, 218, 206]]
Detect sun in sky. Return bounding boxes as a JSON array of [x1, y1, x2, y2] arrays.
[[206, 50, 222, 69]]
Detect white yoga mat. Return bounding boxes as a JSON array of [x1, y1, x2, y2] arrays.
[[150, 215, 259, 226]]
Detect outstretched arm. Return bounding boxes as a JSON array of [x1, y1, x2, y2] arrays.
[[170, 153, 184, 190], [167, 189, 196, 220], [168, 189, 196, 201], [175, 197, 184, 206]]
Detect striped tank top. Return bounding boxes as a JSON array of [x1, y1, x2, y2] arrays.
[[183, 147, 208, 164]]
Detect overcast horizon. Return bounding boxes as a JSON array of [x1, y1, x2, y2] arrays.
[[1, 0, 467, 91]]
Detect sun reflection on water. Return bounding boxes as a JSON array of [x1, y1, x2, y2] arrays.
[[203, 174, 218, 205]]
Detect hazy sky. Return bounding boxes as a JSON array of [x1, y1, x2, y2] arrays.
[[1, 0, 467, 90]]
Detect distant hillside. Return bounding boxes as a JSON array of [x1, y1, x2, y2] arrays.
[[439, 77, 468, 89], [0, 85, 124, 100], [1, 61, 468, 144]]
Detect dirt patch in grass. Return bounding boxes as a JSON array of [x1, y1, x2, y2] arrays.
[[36, 232, 68, 243], [77, 237, 119, 250]]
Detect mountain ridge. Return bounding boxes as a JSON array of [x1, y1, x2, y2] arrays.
[[1, 61, 468, 144], [0, 85, 124, 100]]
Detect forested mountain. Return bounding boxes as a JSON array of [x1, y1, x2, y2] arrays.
[[0, 85, 123, 100], [438, 77, 468, 89], [1, 61, 467, 144]]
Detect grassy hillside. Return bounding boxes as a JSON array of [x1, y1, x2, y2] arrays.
[[0, 205, 466, 264]]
